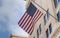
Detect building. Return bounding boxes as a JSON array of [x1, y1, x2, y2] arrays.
[[25, 0, 60, 38], [10, 34, 29, 38]]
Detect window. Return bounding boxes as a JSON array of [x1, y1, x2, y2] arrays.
[[58, 0, 60, 2], [39, 24, 41, 34], [54, 0, 60, 8], [46, 29, 49, 38], [44, 14, 46, 25], [54, 0, 58, 8], [47, 9, 50, 20], [37, 24, 41, 38], [57, 11, 60, 22], [49, 24, 52, 34], [37, 29, 39, 38]]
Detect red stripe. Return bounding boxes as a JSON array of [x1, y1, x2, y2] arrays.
[[25, 10, 39, 32], [30, 27, 34, 35], [26, 20, 32, 31], [21, 14, 30, 28], [24, 19, 32, 31], [18, 12, 26, 24], [23, 16, 32, 30], [34, 11, 41, 23], [27, 21, 34, 32], [19, 13, 27, 26], [18, 9, 43, 35], [34, 12, 43, 24], [33, 10, 40, 22], [28, 24, 33, 33], [28, 11, 43, 35], [23, 16, 31, 29], [33, 9, 39, 18], [25, 10, 39, 35], [36, 12, 43, 22]]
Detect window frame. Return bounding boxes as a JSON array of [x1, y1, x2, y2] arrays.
[[46, 29, 49, 38], [39, 24, 41, 34], [57, 11, 60, 22], [47, 9, 50, 20], [44, 14, 47, 25], [49, 24, 52, 34], [37, 29, 39, 38]]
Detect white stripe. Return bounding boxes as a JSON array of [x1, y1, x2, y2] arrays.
[[29, 27, 34, 35], [25, 18, 32, 31], [21, 14, 29, 27], [34, 11, 41, 22], [23, 9, 38, 30], [33, 9, 38, 18], [25, 11, 38, 32], [33, 11, 39, 21], [19, 13, 27, 25], [23, 16, 32, 29], [35, 12, 42, 23], [27, 23, 33, 33]]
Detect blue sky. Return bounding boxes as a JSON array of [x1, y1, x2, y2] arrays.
[[0, 0, 29, 38]]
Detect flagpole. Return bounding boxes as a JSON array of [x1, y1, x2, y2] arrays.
[[32, 0, 58, 21]]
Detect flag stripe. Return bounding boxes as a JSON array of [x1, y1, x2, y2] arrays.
[[19, 13, 27, 26], [33, 10, 40, 22], [29, 27, 34, 35], [24, 18, 32, 31], [18, 12, 26, 24], [28, 27, 34, 35], [28, 24, 33, 33], [27, 10, 40, 33], [25, 9, 39, 31], [18, 3, 43, 35], [28, 11, 43, 35], [23, 16, 32, 29], [36, 12, 43, 22], [34, 12, 43, 24], [25, 19, 32, 31], [33, 9, 39, 18], [21, 14, 30, 28], [27, 22, 33, 32], [34, 11, 41, 23]]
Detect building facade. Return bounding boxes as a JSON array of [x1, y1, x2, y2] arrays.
[[26, 0, 60, 38], [10, 34, 29, 38]]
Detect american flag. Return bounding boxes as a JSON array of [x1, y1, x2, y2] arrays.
[[18, 3, 43, 35]]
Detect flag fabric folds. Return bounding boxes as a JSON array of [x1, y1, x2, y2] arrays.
[[18, 2, 43, 35]]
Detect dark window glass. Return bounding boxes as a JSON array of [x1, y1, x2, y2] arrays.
[[57, 11, 60, 22], [58, 0, 60, 2], [39, 24, 41, 34], [49, 24, 52, 33], [54, 0, 58, 8], [46, 29, 49, 38], [47, 9, 50, 20], [44, 14, 46, 25], [37, 29, 39, 38]]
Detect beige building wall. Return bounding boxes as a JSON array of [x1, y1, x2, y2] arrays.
[[25, 0, 60, 38], [10, 34, 29, 38]]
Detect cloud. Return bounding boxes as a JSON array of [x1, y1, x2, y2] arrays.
[[0, 13, 9, 32], [8, 24, 29, 36], [0, 0, 29, 37]]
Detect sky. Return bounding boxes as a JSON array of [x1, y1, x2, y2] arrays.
[[0, 0, 29, 38]]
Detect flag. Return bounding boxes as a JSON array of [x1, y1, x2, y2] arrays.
[[18, 2, 43, 35]]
